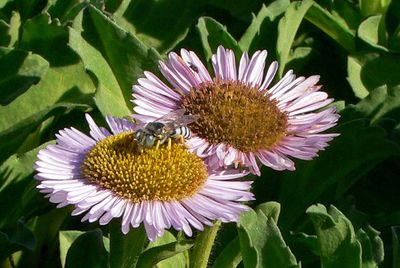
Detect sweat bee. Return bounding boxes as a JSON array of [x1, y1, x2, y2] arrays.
[[134, 109, 199, 151]]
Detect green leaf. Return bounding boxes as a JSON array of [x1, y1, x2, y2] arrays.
[[239, 0, 289, 53], [0, 103, 91, 163], [68, 27, 131, 117], [0, 47, 49, 105], [146, 231, 187, 268], [196, 17, 242, 62], [356, 225, 384, 267], [237, 203, 298, 268], [47, 0, 87, 23], [276, 0, 313, 77], [347, 53, 400, 98], [256, 201, 281, 223], [0, 13, 96, 160], [331, 0, 362, 31], [0, 11, 20, 47], [65, 229, 109, 268], [136, 237, 193, 268], [0, 220, 35, 260], [342, 85, 400, 124], [211, 237, 242, 268], [0, 142, 53, 228], [277, 119, 399, 228], [358, 15, 388, 52], [359, 0, 391, 18], [347, 55, 369, 98], [112, 0, 203, 54], [70, 4, 161, 116], [305, 2, 356, 52], [109, 222, 146, 268], [307, 204, 362, 268], [59, 230, 83, 268]]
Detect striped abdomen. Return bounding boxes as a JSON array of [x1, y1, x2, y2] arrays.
[[172, 126, 192, 139]]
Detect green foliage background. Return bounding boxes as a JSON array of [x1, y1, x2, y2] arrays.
[[0, 0, 400, 267]]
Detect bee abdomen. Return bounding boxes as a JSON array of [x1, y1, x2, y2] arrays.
[[173, 126, 191, 139]]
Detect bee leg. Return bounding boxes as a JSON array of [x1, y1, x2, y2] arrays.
[[167, 137, 172, 150], [155, 140, 160, 150], [179, 135, 184, 144]]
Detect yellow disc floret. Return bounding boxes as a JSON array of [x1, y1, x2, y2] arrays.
[[82, 132, 208, 202]]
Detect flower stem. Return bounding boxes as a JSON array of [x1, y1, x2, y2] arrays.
[[190, 220, 221, 268]]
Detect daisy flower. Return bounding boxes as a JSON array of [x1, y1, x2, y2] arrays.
[[34, 114, 253, 241], [132, 46, 339, 175]]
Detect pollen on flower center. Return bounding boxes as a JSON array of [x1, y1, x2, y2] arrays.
[[181, 79, 288, 153], [81, 132, 208, 202]]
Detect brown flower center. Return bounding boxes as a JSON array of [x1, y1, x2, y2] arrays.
[[181, 79, 288, 152], [81, 132, 208, 202]]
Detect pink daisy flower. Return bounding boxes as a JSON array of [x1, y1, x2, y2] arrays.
[[34, 114, 253, 241], [132, 46, 340, 175]]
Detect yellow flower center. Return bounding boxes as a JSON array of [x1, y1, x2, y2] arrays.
[[81, 132, 208, 202], [182, 79, 288, 152]]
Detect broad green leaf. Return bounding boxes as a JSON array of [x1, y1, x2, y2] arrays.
[[359, 0, 391, 18], [0, 220, 35, 260], [342, 85, 400, 124], [392, 226, 400, 267], [17, 206, 70, 267], [277, 119, 399, 228], [276, 0, 313, 77], [0, 11, 20, 47], [211, 237, 241, 268], [0, 47, 49, 105], [239, 0, 289, 53], [347, 53, 400, 98], [286, 46, 313, 72], [68, 27, 130, 117], [146, 231, 187, 268], [356, 225, 384, 267], [347, 55, 369, 98], [59, 231, 83, 268], [47, 0, 85, 23], [305, 2, 356, 52], [65, 229, 109, 268], [109, 222, 146, 268], [70, 4, 161, 115], [0, 142, 52, 228], [0, 13, 95, 160], [256, 201, 281, 223], [196, 17, 242, 61], [20, 13, 78, 66], [307, 204, 362, 268], [0, 0, 13, 9], [0, 102, 91, 163], [331, 0, 362, 31], [237, 203, 298, 268], [136, 237, 193, 268], [358, 15, 388, 52], [112, 0, 203, 54]]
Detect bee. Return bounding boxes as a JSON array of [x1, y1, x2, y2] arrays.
[[134, 109, 199, 151]]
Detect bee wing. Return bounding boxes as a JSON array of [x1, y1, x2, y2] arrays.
[[156, 109, 199, 129], [155, 109, 186, 123]]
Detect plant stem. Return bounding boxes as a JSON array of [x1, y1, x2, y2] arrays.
[[190, 220, 221, 268]]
